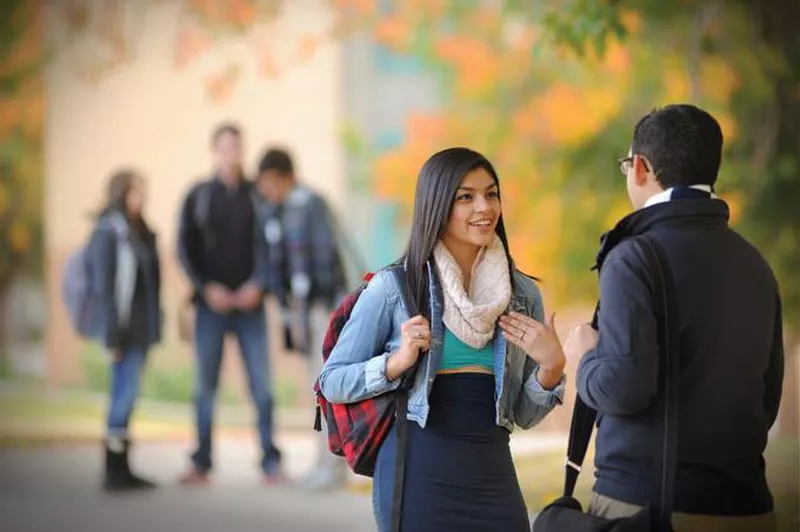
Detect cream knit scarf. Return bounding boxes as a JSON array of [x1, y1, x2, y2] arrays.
[[433, 235, 512, 349]]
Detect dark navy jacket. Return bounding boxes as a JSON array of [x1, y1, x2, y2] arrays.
[[578, 197, 783, 516]]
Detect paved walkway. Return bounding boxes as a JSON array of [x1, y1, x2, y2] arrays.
[[0, 426, 565, 531], [0, 434, 374, 532], [0, 379, 567, 530]]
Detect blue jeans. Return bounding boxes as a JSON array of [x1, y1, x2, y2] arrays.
[[106, 346, 147, 437], [191, 303, 281, 474]]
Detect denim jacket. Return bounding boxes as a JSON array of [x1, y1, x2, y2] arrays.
[[261, 186, 347, 306], [318, 263, 566, 431], [88, 211, 162, 350]]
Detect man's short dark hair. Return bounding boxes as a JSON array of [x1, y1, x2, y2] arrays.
[[258, 148, 295, 177], [211, 122, 241, 146], [631, 104, 723, 188]]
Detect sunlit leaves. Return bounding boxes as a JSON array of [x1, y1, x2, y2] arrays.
[[0, 0, 43, 295]]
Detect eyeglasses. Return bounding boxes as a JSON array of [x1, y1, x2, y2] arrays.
[[617, 155, 651, 176]]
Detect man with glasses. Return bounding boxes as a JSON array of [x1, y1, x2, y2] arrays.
[[563, 104, 784, 531]]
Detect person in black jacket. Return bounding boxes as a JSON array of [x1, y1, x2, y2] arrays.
[[87, 168, 162, 491], [564, 104, 783, 532], [176, 123, 284, 485]]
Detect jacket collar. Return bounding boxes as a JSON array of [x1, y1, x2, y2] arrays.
[[593, 198, 730, 271]]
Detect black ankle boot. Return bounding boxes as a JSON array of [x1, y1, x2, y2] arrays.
[[103, 437, 157, 491]]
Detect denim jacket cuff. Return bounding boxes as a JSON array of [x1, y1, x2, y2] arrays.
[[364, 353, 396, 395], [526, 368, 566, 406]]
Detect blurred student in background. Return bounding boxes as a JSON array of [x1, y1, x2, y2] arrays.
[[256, 147, 350, 492], [86, 168, 162, 491], [176, 124, 284, 485]]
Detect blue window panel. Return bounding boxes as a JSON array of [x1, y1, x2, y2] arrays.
[[373, 44, 424, 75], [374, 130, 404, 152], [370, 200, 403, 269]]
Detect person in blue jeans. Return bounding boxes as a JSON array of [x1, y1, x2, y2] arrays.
[[87, 168, 162, 491], [176, 123, 285, 485], [256, 147, 351, 492]]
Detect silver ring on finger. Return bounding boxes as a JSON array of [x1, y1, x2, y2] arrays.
[[520, 329, 526, 341]]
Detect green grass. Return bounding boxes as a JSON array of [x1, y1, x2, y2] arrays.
[[0, 375, 309, 448], [0, 339, 307, 447], [515, 436, 800, 531], [0, 357, 14, 379], [0, 387, 104, 421], [79, 342, 302, 407], [0, 384, 193, 445]]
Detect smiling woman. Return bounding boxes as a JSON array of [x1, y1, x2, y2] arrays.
[[318, 147, 568, 532]]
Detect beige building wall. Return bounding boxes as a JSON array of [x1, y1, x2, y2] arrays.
[[44, 1, 344, 395]]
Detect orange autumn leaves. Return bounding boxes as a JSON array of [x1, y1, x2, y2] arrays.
[[368, 5, 744, 196], [174, 24, 213, 69], [373, 16, 412, 50], [365, 5, 754, 295], [186, 0, 257, 29], [176, 0, 331, 103], [177, 0, 255, 103], [0, 0, 43, 152], [374, 114, 445, 206], [0, 0, 42, 258], [660, 55, 741, 141], [370, 16, 636, 203], [434, 35, 501, 98], [369, 8, 633, 153], [332, 0, 376, 16], [59, 1, 334, 103], [204, 62, 243, 103]]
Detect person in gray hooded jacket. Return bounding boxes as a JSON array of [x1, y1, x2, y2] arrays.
[[87, 168, 162, 491]]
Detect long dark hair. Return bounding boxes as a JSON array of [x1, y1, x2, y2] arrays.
[[99, 168, 150, 237], [403, 147, 515, 318]]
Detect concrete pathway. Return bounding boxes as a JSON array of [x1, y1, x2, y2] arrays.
[[0, 433, 374, 532], [0, 427, 566, 531]]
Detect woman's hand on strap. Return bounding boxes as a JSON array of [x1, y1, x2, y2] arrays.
[[386, 314, 430, 381]]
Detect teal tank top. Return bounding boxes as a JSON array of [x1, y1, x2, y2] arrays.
[[439, 328, 494, 372]]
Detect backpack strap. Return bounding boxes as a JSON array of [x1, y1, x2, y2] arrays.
[[387, 264, 418, 532], [190, 181, 215, 251], [193, 182, 213, 228]]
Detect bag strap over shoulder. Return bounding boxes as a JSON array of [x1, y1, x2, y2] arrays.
[[561, 235, 679, 531], [639, 235, 679, 528], [386, 263, 420, 532]]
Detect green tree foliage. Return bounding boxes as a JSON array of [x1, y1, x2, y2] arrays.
[[0, 0, 43, 303]]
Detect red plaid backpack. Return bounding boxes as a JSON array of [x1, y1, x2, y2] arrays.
[[312, 264, 417, 478]]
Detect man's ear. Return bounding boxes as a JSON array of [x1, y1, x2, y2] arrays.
[[633, 155, 650, 187]]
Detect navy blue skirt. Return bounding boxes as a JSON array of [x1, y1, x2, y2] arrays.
[[373, 373, 530, 532]]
